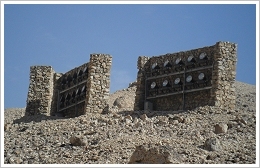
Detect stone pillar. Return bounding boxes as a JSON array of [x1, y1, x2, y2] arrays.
[[50, 73, 62, 115], [134, 56, 150, 111], [25, 66, 54, 116], [212, 41, 237, 109], [85, 54, 112, 113]]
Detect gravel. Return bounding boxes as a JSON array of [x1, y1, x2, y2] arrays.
[[4, 81, 256, 164]]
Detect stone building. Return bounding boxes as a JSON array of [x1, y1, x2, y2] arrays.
[[25, 54, 112, 117], [134, 41, 237, 111]]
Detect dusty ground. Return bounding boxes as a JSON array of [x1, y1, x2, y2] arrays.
[[3, 81, 256, 164]]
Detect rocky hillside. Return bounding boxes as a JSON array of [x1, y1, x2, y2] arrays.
[[4, 81, 256, 164]]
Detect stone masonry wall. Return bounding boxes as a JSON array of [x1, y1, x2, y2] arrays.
[[85, 54, 112, 114], [25, 53, 112, 117], [134, 41, 237, 111], [25, 66, 54, 116], [50, 73, 62, 116], [134, 56, 150, 111], [213, 42, 237, 109]]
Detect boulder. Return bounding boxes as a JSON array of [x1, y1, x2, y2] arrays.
[[69, 136, 87, 146], [170, 120, 179, 125], [215, 123, 228, 134], [4, 123, 11, 131], [140, 114, 148, 121], [129, 143, 174, 164], [113, 96, 128, 108], [204, 137, 221, 151]]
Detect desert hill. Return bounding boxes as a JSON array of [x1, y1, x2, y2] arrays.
[[4, 81, 256, 164]]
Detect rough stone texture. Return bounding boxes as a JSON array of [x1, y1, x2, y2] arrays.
[[85, 54, 112, 114], [4, 81, 256, 164], [113, 97, 128, 108], [25, 66, 54, 116], [51, 73, 63, 115], [134, 41, 237, 111], [215, 123, 228, 134], [25, 54, 112, 117], [212, 42, 237, 109], [128, 143, 174, 164], [108, 84, 136, 112], [69, 136, 87, 146], [204, 137, 221, 151], [134, 56, 150, 111]]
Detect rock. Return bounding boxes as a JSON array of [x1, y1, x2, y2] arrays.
[[171, 116, 183, 123], [140, 114, 148, 121], [129, 143, 174, 164], [227, 121, 237, 129], [206, 154, 216, 160], [233, 157, 240, 163], [204, 137, 221, 151], [108, 119, 113, 125], [79, 118, 88, 124], [125, 115, 133, 121], [108, 106, 118, 113], [235, 116, 247, 125], [129, 81, 137, 87], [170, 120, 179, 125], [113, 96, 128, 108], [3, 81, 257, 164], [69, 136, 87, 146], [215, 123, 228, 134], [157, 116, 168, 125], [4, 123, 11, 131], [8, 157, 23, 164], [239, 118, 247, 125], [125, 119, 132, 125], [19, 126, 28, 132], [183, 117, 191, 123], [134, 121, 143, 128]]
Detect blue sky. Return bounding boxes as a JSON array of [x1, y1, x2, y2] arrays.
[[3, 3, 257, 108]]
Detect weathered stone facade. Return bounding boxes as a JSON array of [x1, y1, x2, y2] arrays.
[[25, 54, 112, 117], [25, 66, 54, 116], [85, 54, 112, 114], [134, 41, 237, 111]]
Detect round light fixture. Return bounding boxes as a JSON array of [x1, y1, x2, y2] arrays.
[[151, 82, 156, 89], [188, 55, 194, 62], [152, 63, 158, 69], [198, 73, 205, 80], [174, 78, 181, 85], [175, 58, 181, 65], [199, 52, 207, 60], [163, 80, 169, 87], [186, 75, 193, 83]]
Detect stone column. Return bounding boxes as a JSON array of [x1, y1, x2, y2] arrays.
[[134, 56, 150, 111], [25, 66, 54, 116], [85, 54, 112, 113], [50, 73, 62, 115], [212, 41, 237, 109]]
